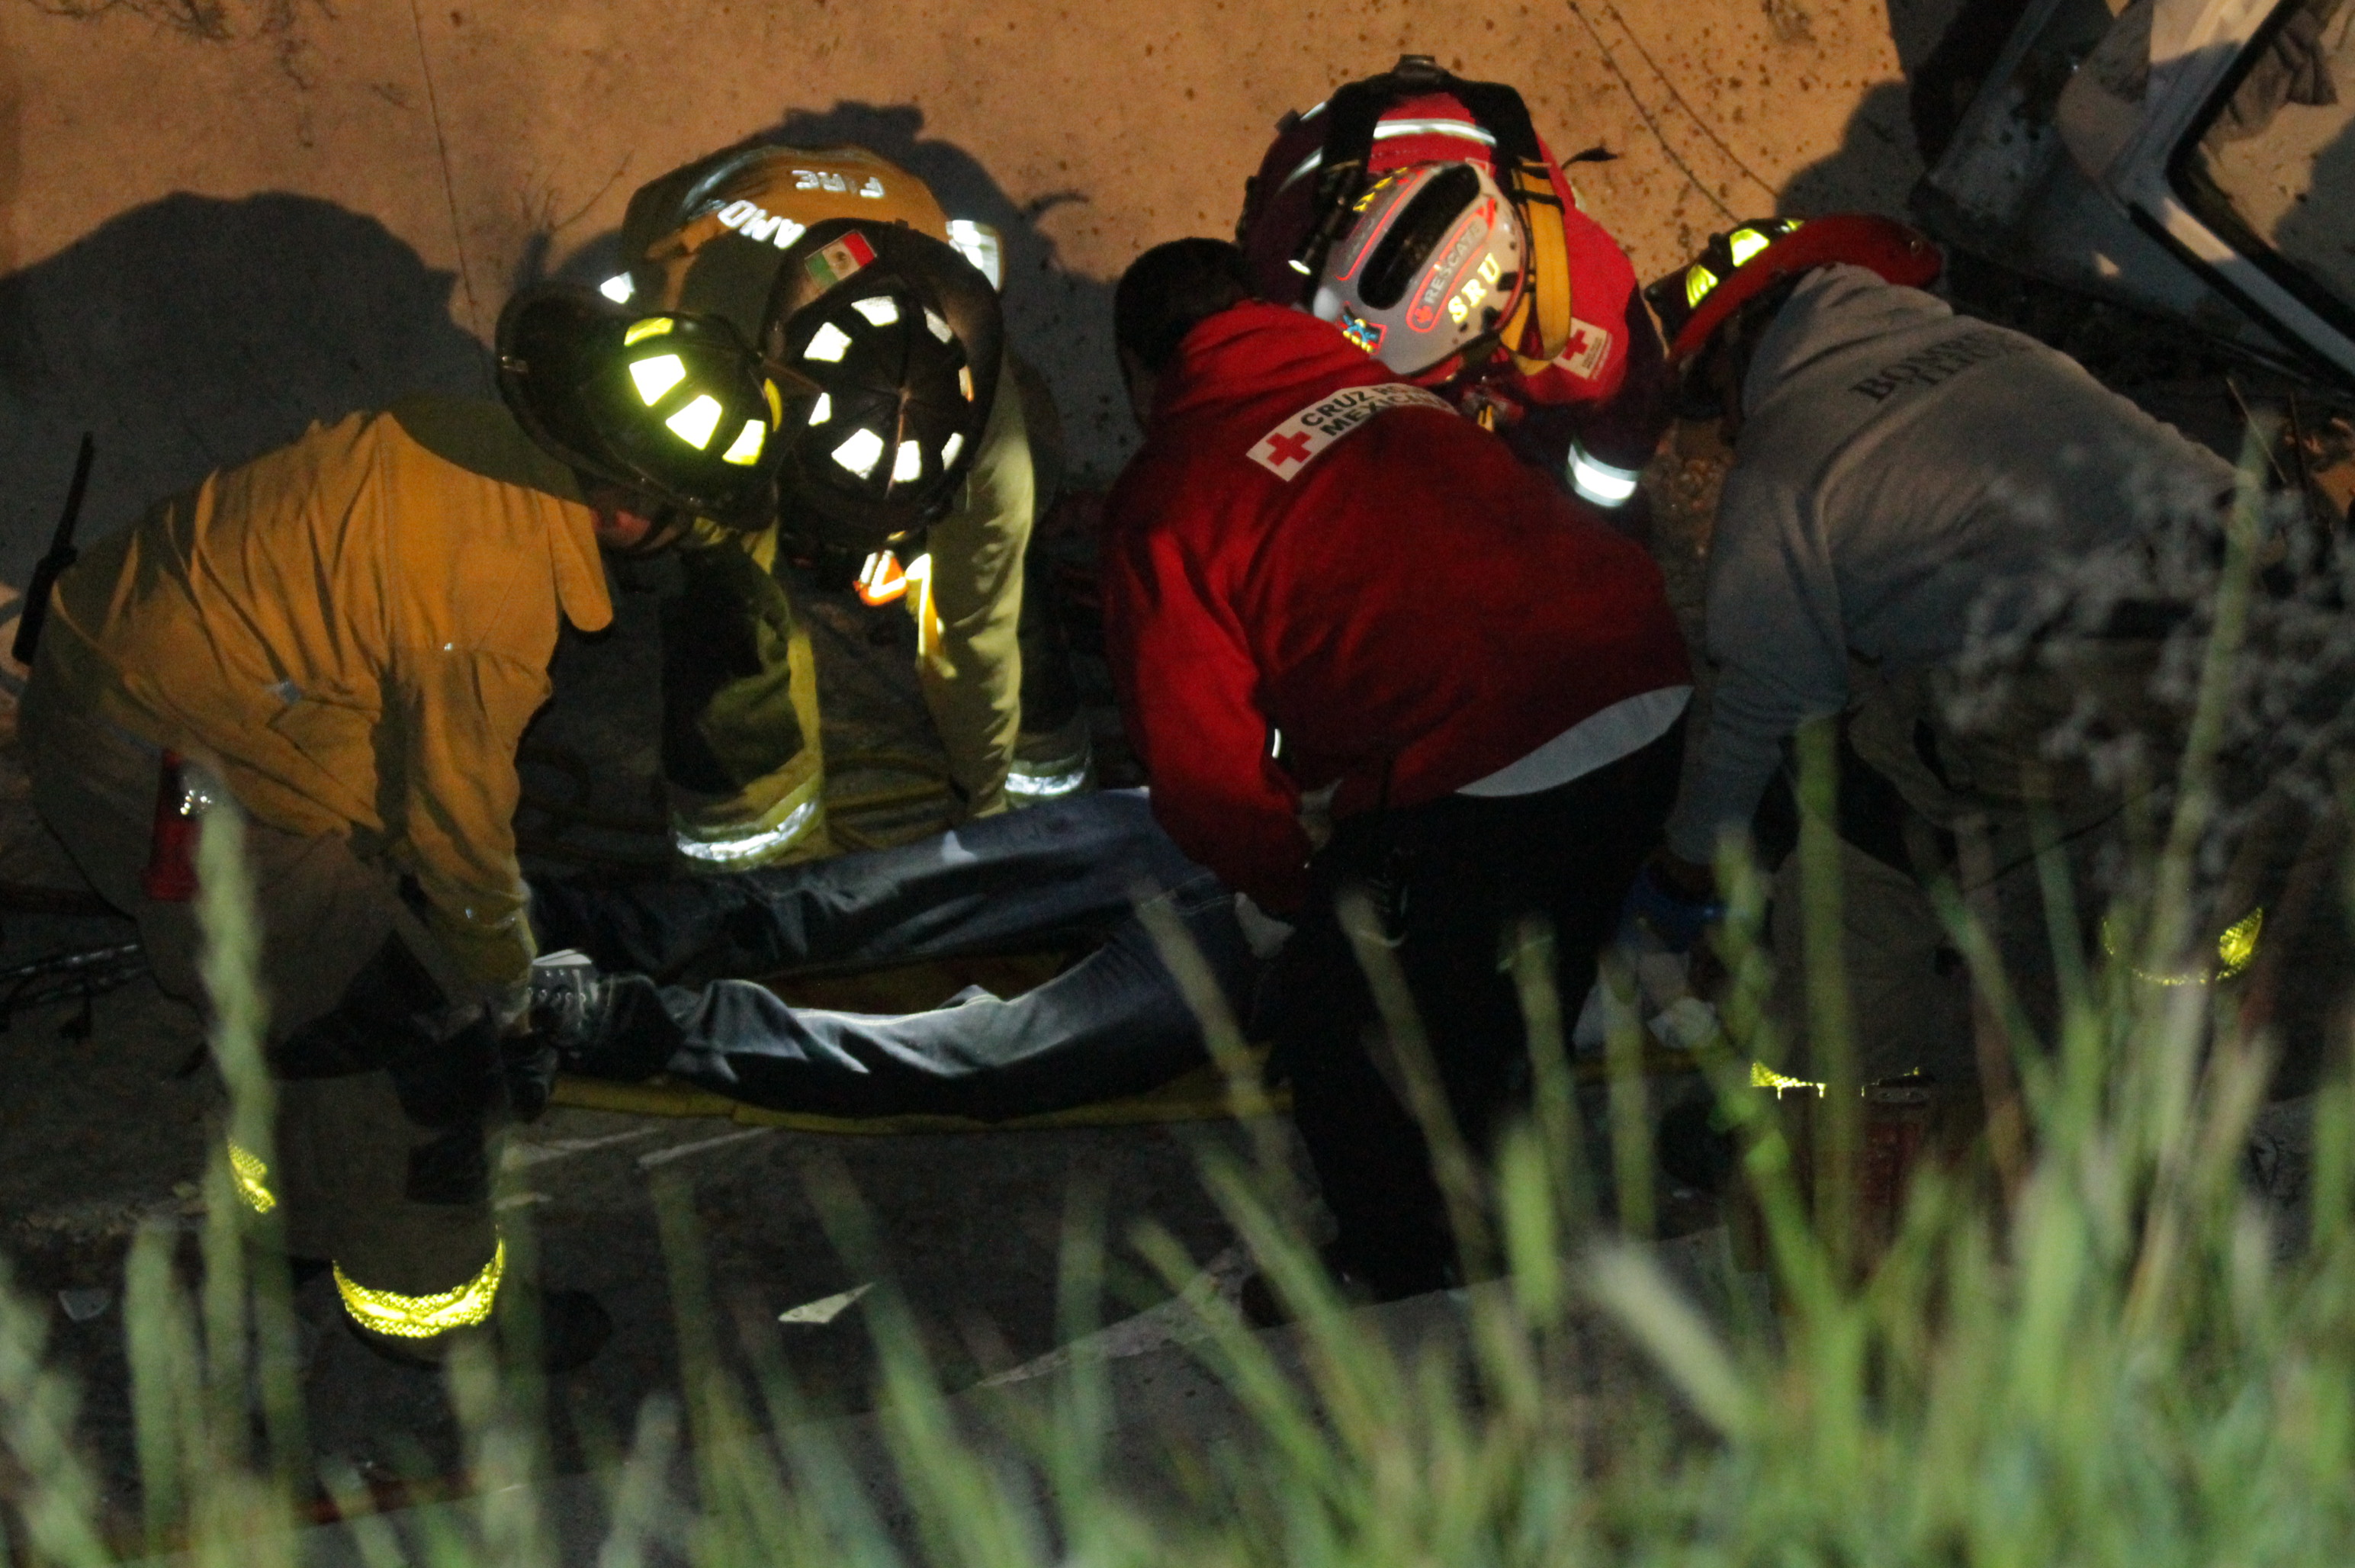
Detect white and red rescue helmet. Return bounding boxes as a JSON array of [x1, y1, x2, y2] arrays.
[[1306, 160, 1528, 377]]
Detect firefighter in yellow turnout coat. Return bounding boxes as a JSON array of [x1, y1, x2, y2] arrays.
[[19, 300, 784, 1368], [609, 143, 1068, 866]]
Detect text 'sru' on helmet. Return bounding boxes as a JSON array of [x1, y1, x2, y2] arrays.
[[496, 284, 783, 529], [1306, 160, 1528, 378], [762, 217, 1005, 553], [1645, 214, 1943, 365]]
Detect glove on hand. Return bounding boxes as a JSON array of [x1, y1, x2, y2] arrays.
[[1621, 861, 1725, 955], [499, 1032, 561, 1123]]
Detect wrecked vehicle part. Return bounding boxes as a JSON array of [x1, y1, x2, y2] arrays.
[[1919, 0, 2355, 406]]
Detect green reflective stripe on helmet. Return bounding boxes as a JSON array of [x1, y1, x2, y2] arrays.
[[622, 316, 675, 345], [1684, 263, 1719, 310]]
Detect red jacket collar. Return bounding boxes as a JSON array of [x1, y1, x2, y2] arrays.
[[1149, 303, 1390, 429]]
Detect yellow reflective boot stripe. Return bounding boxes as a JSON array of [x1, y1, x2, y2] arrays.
[[2100, 906, 2263, 986], [1750, 1060, 1826, 1098], [2215, 908, 2263, 980], [228, 1142, 278, 1215], [334, 1239, 506, 1340]]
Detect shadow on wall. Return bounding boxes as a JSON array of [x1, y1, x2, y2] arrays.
[[540, 102, 1129, 484], [0, 193, 486, 596], [1772, 0, 1999, 220], [1776, 80, 1924, 217]]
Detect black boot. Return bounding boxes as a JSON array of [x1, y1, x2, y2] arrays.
[[347, 1287, 612, 1375], [1238, 1243, 1457, 1328]]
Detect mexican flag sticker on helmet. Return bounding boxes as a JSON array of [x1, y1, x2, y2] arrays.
[[805, 230, 879, 291]]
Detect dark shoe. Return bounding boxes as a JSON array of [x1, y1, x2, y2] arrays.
[[1657, 1098, 1740, 1197], [514, 1287, 613, 1374], [1238, 1245, 1453, 1328], [499, 1033, 561, 1122], [532, 962, 681, 1084], [346, 1287, 612, 1375], [527, 949, 611, 1053]]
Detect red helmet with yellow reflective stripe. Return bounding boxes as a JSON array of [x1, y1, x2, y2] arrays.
[[1645, 215, 1943, 365]]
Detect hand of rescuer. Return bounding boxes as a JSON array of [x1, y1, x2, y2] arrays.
[[1622, 850, 1724, 955]]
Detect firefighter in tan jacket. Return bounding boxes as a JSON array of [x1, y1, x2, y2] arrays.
[[606, 143, 1082, 867], [19, 297, 783, 1368]]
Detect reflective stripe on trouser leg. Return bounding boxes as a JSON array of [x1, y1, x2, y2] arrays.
[[275, 1072, 502, 1341], [1007, 712, 1095, 805], [335, 1237, 506, 1339], [667, 607, 835, 870], [672, 762, 826, 866], [1568, 440, 1643, 508], [228, 1141, 278, 1215]]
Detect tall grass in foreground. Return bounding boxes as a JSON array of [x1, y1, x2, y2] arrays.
[[0, 806, 2345, 1566], [4, 479, 2353, 1563]]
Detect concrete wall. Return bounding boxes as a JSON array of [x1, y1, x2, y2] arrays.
[[0, 0, 1961, 603]]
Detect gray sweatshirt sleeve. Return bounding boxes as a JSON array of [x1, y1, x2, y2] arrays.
[[1664, 468, 1852, 863]]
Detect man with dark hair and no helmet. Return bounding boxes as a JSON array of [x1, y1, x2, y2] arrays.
[[1100, 237, 1692, 1312]]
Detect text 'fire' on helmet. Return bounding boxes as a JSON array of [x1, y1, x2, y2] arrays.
[[1306, 160, 1528, 378], [761, 218, 1005, 557], [496, 285, 783, 528]]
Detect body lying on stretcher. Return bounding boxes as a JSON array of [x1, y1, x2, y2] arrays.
[[525, 786, 1720, 1135], [525, 789, 1265, 1128]]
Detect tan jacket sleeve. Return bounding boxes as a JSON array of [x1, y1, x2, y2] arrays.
[[914, 349, 1039, 817], [390, 647, 551, 994]]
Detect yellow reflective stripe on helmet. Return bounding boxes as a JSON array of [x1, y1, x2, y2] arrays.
[[228, 1142, 277, 1216], [721, 419, 766, 465], [1685, 263, 1720, 310], [622, 316, 674, 345], [666, 394, 724, 449], [1751, 1060, 1826, 1098], [335, 1239, 506, 1340], [1726, 227, 1775, 268], [630, 354, 687, 405]]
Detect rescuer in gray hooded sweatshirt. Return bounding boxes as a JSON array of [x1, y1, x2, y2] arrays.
[[1627, 217, 2252, 1092]]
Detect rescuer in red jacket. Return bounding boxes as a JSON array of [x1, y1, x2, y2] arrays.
[[1100, 239, 1693, 1306], [1236, 56, 1672, 516]]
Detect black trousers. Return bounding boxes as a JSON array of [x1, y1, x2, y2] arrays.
[[1271, 721, 1682, 1295]]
